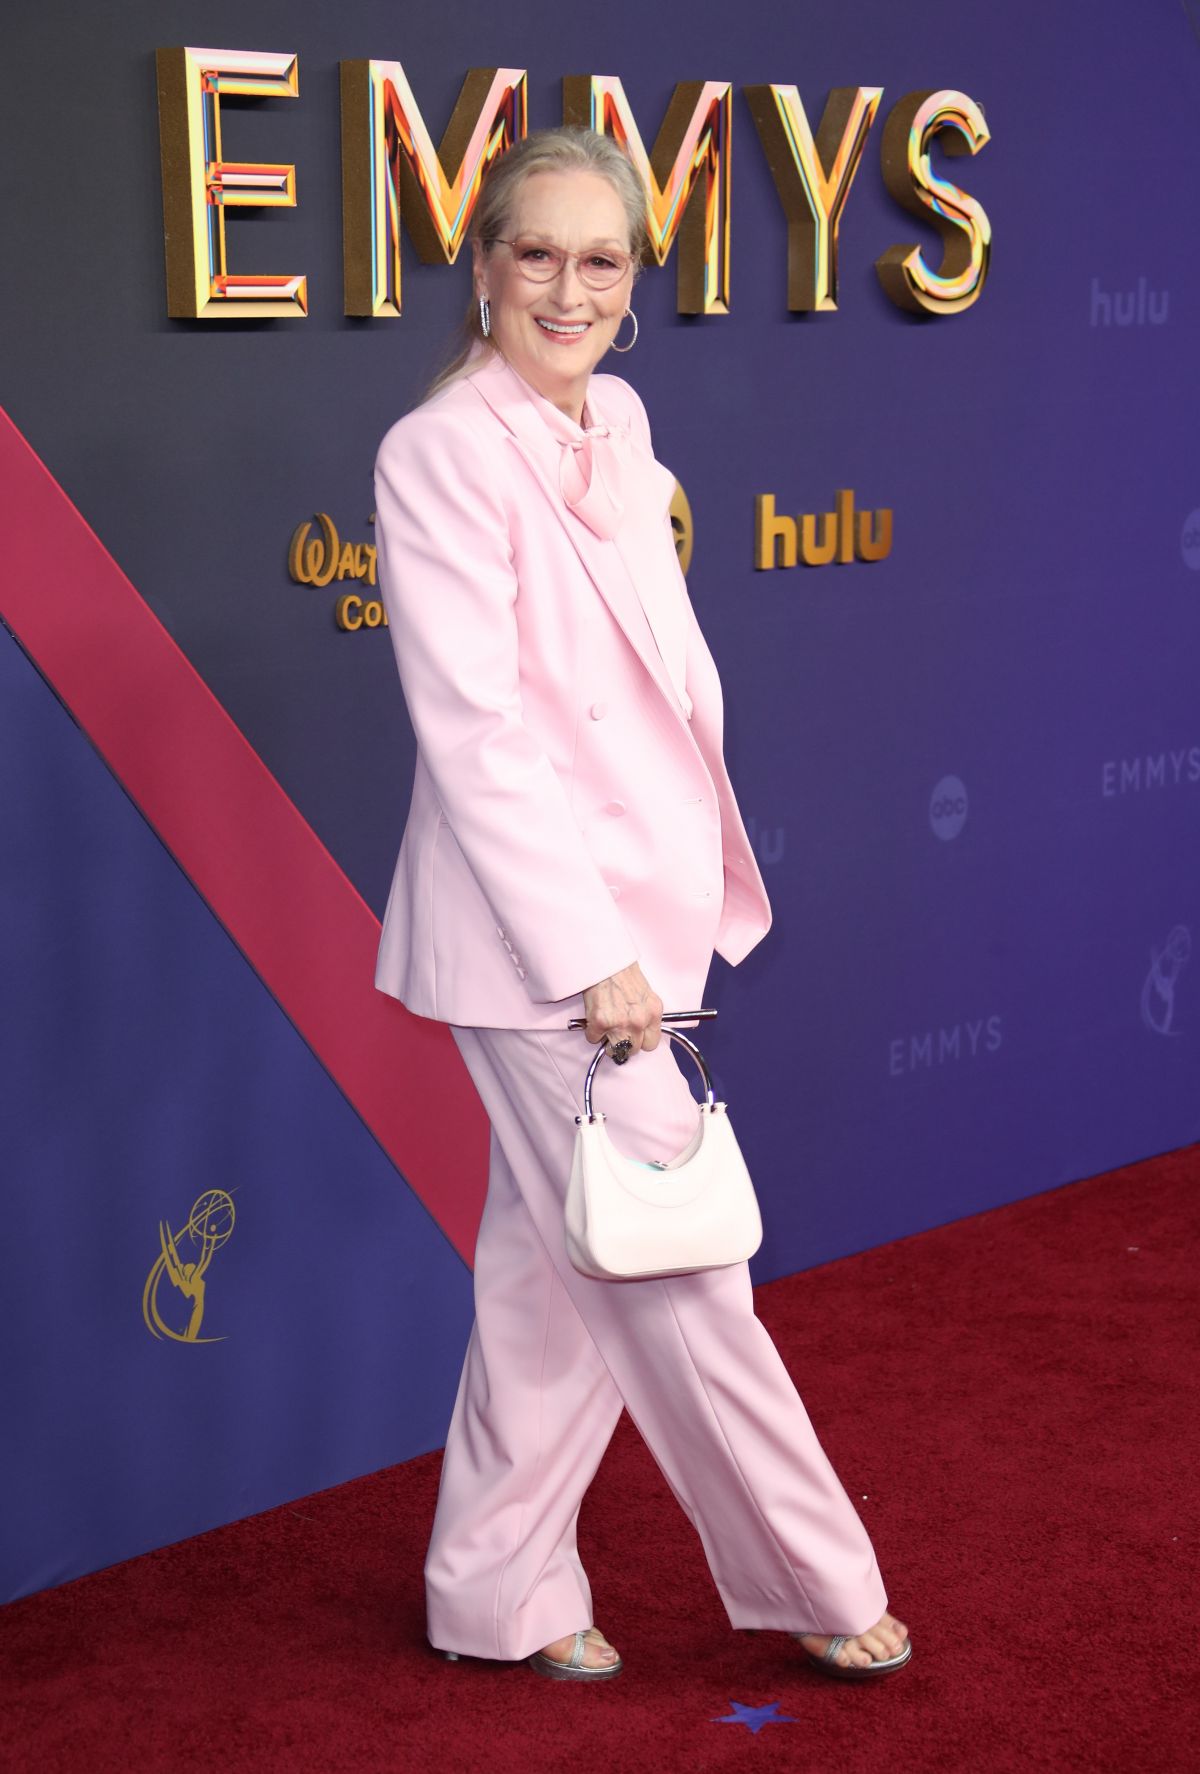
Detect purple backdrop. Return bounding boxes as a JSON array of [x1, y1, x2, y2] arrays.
[[4, 0, 1199, 1601]]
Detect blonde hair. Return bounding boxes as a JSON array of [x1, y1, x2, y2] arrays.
[[421, 127, 647, 404]]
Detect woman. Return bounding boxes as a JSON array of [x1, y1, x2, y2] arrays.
[[373, 127, 910, 1683]]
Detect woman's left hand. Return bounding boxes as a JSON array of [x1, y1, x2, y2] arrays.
[[582, 963, 663, 1060]]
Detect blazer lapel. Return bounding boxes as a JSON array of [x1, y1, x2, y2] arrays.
[[467, 355, 691, 732]]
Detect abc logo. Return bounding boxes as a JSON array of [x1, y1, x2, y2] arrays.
[[930, 774, 968, 841], [670, 479, 694, 576], [1181, 510, 1200, 571]]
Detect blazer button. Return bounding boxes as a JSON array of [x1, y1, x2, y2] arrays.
[[589, 702, 608, 721], [608, 884, 622, 900], [604, 799, 626, 817]]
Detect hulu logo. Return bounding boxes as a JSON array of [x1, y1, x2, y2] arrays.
[[754, 491, 893, 570], [1089, 277, 1169, 327]]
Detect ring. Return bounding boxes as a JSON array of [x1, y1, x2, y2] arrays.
[[608, 1036, 633, 1065]]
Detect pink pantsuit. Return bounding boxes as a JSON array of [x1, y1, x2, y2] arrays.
[[373, 349, 888, 1658]]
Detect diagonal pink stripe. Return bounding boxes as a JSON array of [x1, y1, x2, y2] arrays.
[[0, 404, 487, 1264]]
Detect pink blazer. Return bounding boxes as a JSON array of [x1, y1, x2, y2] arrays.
[[372, 349, 771, 1030]]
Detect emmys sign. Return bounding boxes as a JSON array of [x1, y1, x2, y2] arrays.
[[155, 47, 992, 322]]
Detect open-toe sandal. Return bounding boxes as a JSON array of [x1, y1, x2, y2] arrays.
[[794, 1632, 912, 1680], [527, 1629, 623, 1681]]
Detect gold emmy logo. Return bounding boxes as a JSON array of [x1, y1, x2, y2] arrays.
[[142, 1189, 237, 1344], [670, 480, 694, 576]]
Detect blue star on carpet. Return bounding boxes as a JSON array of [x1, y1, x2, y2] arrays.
[[711, 1699, 800, 1735]]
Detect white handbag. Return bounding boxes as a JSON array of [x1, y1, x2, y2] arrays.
[[564, 1025, 763, 1281]]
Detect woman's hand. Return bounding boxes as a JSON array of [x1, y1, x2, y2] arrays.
[[582, 963, 663, 1059]]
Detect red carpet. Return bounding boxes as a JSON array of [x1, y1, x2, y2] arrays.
[[2, 1148, 1196, 1773]]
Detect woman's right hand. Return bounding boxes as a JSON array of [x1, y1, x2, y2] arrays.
[[582, 963, 663, 1058]]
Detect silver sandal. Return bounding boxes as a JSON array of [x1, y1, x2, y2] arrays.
[[794, 1631, 912, 1680], [527, 1629, 623, 1682]]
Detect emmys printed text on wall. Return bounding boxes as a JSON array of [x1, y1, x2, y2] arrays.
[[889, 1015, 1003, 1078], [155, 50, 992, 322], [1101, 747, 1200, 797]]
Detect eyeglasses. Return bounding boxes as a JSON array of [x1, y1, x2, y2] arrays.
[[487, 237, 635, 290]]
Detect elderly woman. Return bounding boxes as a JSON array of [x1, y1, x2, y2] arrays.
[[372, 126, 910, 1684]]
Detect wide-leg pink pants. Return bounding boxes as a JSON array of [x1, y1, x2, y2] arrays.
[[424, 1026, 888, 1661]]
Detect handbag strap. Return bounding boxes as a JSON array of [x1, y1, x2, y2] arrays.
[[581, 1028, 715, 1121]]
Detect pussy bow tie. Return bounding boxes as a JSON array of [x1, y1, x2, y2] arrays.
[[554, 420, 628, 541]]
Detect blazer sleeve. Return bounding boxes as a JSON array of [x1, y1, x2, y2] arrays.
[[373, 401, 639, 1005]]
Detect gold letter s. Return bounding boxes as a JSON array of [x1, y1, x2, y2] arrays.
[[876, 90, 992, 316]]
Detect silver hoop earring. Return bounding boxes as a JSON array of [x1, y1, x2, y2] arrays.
[[479, 296, 491, 339], [610, 308, 638, 353]]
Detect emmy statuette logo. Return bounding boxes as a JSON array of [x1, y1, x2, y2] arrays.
[[1181, 511, 1200, 572], [1140, 925, 1191, 1037], [143, 1189, 237, 1343]]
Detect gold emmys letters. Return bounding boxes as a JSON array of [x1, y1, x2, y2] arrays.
[[156, 49, 992, 319]]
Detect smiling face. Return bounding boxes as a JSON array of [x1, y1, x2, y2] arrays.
[[473, 169, 636, 424]]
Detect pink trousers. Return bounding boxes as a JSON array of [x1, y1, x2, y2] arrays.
[[424, 1026, 889, 1661]]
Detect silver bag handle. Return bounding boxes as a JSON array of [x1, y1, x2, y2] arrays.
[[582, 1027, 715, 1121]]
